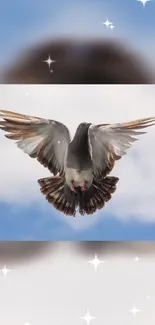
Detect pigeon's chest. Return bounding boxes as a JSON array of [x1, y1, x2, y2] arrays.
[[66, 137, 92, 170], [65, 167, 92, 187]]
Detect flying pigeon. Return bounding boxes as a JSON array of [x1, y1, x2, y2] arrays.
[[0, 110, 155, 217]]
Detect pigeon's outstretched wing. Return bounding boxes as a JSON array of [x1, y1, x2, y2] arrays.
[[0, 110, 71, 176], [88, 117, 155, 179]]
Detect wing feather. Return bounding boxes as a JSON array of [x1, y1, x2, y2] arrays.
[[0, 110, 71, 175], [88, 117, 155, 179]]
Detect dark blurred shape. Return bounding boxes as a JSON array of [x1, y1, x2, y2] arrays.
[[0, 242, 155, 266], [73, 242, 155, 258], [0, 241, 52, 266], [2, 38, 154, 84]]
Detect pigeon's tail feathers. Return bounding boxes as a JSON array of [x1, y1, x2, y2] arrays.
[[79, 176, 119, 215], [38, 176, 78, 216], [38, 175, 119, 217]]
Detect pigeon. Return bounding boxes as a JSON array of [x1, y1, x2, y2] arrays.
[[0, 110, 155, 217]]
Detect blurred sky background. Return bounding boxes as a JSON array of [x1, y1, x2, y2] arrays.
[[0, 0, 155, 67], [0, 242, 155, 325], [1, 85, 155, 240]]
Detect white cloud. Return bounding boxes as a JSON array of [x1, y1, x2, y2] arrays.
[[0, 85, 155, 229]]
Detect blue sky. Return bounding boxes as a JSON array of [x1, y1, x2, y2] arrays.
[[0, 0, 155, 66], [0, 85, 155, 240], [2, 201, 155, 240]]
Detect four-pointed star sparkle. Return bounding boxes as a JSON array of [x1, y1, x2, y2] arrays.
[[89, 254, 106, 271], [109, 24, 115, 30], [102, 19, 113, 28], [0, 265, 10, 276], [129, 303, 140, 317], [134, 256, 141, 262], [137, 0, 152, 7], [43, 55, 55, 68], [80, 310, 96, 325]]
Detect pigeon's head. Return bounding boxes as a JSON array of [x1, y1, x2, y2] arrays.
[[78, 122, 91, 128], [72, 122, 92, 141], [74, 122, 91, 136]]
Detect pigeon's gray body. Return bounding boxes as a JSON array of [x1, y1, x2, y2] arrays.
[[0, 110, 155, 216], [65, 123, 93, 188]]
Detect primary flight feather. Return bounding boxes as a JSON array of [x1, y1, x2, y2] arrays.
[[0, 110, 155, 217]]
